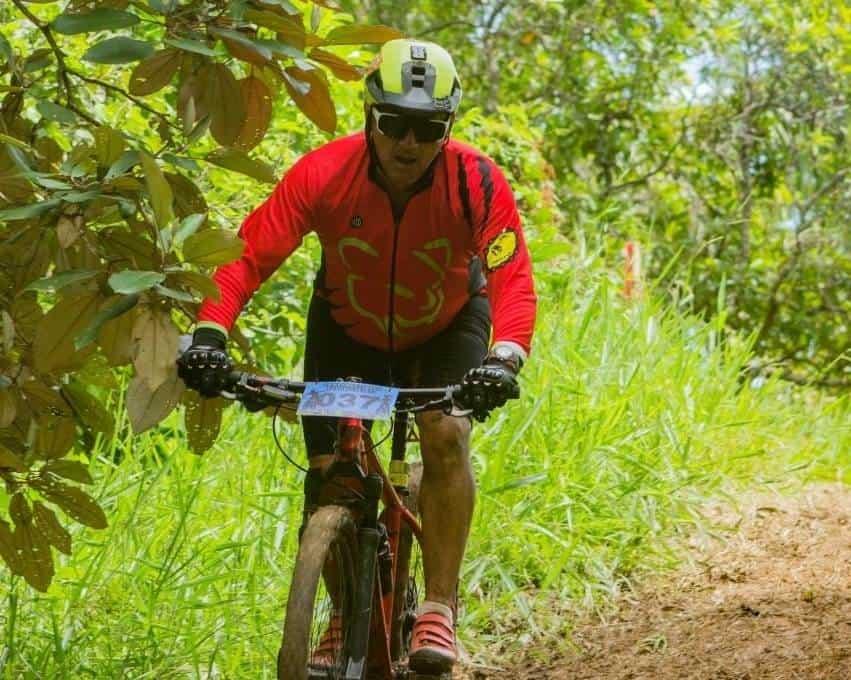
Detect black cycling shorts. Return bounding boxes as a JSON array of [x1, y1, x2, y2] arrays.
[[301, 294, 491, 456]]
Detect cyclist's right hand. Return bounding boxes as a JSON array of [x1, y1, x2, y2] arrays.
[[176, 326, 232, 398]]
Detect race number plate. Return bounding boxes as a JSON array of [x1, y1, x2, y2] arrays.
[[296, 381, 400, 420]]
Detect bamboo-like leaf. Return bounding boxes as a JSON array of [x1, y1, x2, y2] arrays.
[[140, 151, 174, 229], [52, 8, 140, 35], [33, 293, 100, 374], [43, 459, 94, 486], [61, 382, 114, 438], [283, 65, 336, 133], [33, 502, 71, 556], [309, 48, 363, 81], [322, 23, 403, 45], [234, 76, 273, 151], [83, 37, 154, 64], [129, 48, 181, 96], [182, 229, 245, 266], [31, 476, 107, 530], [202, 64, 245, 147], [126, 371, 184, 434], [132, 307, 180, 390], [183, 390, 224, 454], [205, 148, 277, 184]]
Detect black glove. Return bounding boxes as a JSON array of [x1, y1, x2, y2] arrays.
[[458, 357, 520, 422], [176, 327, 232, 398]]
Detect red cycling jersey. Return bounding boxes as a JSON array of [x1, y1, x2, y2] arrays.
[[198, 133, 536, 354]]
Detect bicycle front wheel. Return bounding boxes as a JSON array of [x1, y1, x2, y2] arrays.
[[278, 505, 358, 680]]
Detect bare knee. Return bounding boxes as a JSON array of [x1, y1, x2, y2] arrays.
[[416, 411, 471, 475]]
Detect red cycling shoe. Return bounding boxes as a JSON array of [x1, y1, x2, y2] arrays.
[[408, 607, 457, 674]]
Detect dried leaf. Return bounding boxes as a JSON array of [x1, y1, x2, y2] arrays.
[[126, 370, 184, 434], [202, 64, 245, 147], [30, 476, 107, 530], [283, 65, 336, 133], [33, 293, 100, 374], [322, 23, 403, 45], [128, 48, 180, 96], [183, 390, 224, 454], [132, 307, 180, 390], [33, 502, 71, 555], [42, 459, 94, 486], [140, 151, 174, 229], [309, 48, 363, 81], [234, 76, 272, 151]]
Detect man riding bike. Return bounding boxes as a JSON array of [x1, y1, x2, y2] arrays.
[[178, 38, 536, 676]]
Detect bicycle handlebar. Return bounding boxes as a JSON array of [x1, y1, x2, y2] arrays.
[[220, 371, 466, 415]]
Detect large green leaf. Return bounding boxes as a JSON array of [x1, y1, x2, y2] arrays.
[[206, 148, 277, 184], [36, 101, 76, 124], [52, 9, 139, 35], [0, 199, 61, 221], [165, 37, 217, 57], [202, 64, 245, 147], [25, 269, 100, 293], [126, 372, 184, 434], [83, 37, 154, 65], [140, 151, 174, 228], [108, 271, 165, 295], [182, 229, 245, 266]]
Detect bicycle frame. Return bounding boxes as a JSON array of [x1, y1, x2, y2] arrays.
[[311, 410, 423, 680]]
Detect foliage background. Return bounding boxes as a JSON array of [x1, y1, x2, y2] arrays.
[[0, 0, 849, 675]]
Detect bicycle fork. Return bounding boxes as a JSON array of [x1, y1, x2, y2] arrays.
[[344, 472, 383, 680]]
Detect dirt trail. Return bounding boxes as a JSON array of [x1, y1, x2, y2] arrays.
[[458, 483, 851, 680]]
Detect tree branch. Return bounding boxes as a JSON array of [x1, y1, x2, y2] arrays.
[[11, 0, 74, 106], [66, 68, 179, 130]]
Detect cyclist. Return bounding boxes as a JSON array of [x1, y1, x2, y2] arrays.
[[178, 38, 536, 675]]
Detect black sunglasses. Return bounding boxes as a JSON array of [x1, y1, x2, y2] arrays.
[[371, 108, 451, 143]]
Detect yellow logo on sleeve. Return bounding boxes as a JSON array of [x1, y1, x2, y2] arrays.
[[485, 230, 518, 270]]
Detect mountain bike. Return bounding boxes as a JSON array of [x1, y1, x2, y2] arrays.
[[219, 371, 475, 680]]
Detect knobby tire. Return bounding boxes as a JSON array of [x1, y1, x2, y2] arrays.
[[278, 505, 358, 680]]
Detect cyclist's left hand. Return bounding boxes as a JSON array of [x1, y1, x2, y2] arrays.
[[459, 359, 519, 421]]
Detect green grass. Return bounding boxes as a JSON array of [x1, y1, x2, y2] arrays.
[[1, 269, 848, 677]]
